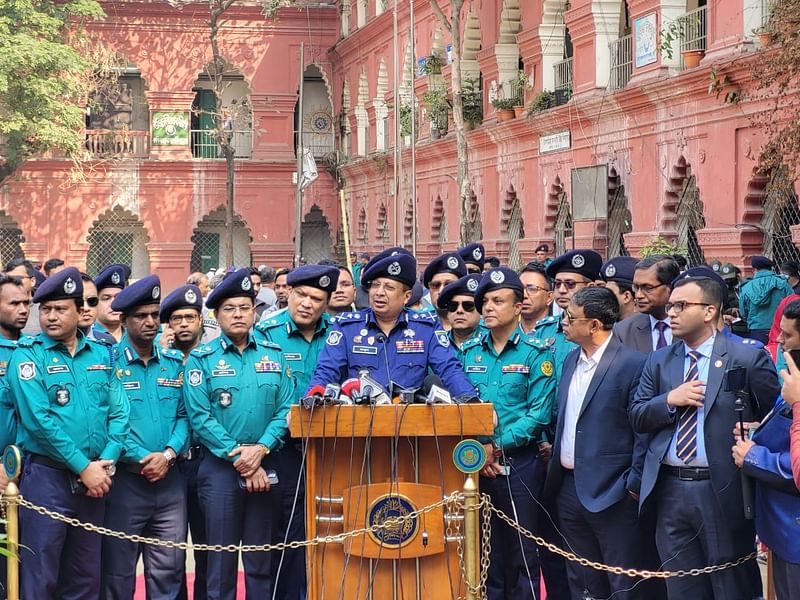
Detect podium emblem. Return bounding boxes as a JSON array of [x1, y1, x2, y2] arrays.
[[453, 439, 486, 474], [3, 445, 21, 480], [367, 494, 419, 548]]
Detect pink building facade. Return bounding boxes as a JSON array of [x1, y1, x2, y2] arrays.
[[0, 0, 794, 289]]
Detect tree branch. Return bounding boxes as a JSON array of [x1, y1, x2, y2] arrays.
[[428, 0, 452, 36]]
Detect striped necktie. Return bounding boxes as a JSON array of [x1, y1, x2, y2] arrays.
[[676, 350, 702, 463], [655, 321, 669, 350]]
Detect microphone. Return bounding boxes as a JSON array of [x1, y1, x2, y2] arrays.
[[725, 366, 755, 520], [454, 394, 481, 404], [323, 383, 342, 405], [302, 384, 325, 410], [423, 374, 452, 405], [358, 369, 391, 405], [375, 333, 387, 344], [341, 378, 360, 405]]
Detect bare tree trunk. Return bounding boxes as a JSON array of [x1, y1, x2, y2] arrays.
[[209, 0, 237, 267], [430, 0, 475, 245]]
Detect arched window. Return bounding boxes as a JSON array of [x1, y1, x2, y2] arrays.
[[190, 206, 252, 272], [761, 166, 800, 265], [0, 212, 25, 266], [86, 206, 150, 278]]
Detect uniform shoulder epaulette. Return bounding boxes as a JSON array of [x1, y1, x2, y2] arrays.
[[255, 317, 281, 331], [461, 336, 482, 351], [256, 338, 282, 350], [190, 344, 215, 358], [16, 335, 38, 348], [162, 348, 185, 361], [407, 311, 437, 325], [523, 336, 551, 351], [535, 315, 558, 326], [336, 312, 367, 324]]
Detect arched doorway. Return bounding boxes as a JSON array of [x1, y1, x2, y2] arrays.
[[190, 206, 252, 272], [761, 166, 800, 264], [0, 212, 25, 267], [300, 205, 332, 263], [86, 206, 150, 278]]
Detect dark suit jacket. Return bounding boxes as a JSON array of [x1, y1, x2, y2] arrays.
[[630, 333, 780, 522], [613, 312, 655, 354], [544, 335, 649, 513]]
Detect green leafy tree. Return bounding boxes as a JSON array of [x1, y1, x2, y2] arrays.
[[0, 0, 107, 183]]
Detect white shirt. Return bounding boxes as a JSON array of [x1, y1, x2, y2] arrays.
[[649, 314, 672, 351], [560, 334, 614, 469]]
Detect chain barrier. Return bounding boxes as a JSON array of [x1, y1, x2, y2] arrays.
[[3, 492, 757, 580]]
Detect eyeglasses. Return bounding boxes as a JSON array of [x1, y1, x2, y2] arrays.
[[561, 311, 594, 325], [446, 300, 476, 313], [632, 283, 667, 295], [553, 279, 587, 290], [218, 304, 254, 315], [169, 313, 199, 324], [83, 297, 99, 308], [524, 284, 548, 294], [665, 301, 710, 314]]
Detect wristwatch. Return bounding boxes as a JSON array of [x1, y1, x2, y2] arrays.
[[258, 444, 270, 457], [163, 448, 177, 466]]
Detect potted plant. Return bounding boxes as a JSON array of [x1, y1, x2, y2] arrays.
[[399, 103, 414, 146], [491, 98, 516, 121], [753, 25, 774, 46], [422, 53, 445, 76], [527, 90, 555, 116], [462, 77, 483, 130], [422, 88, 450, 139], [681, 48, 704, 69], [512, 69, 529, 117]]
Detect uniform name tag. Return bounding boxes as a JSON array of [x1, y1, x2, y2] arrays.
[[123, 381, 141, 390], [352, 345, 378, 355], [255, 362, 282, 373], [156, 378, 182, 388], [395, 341, 425, 353], [46, 365, 70, 374], [211, 369, 237, 377], [502, 365, 530, 374], [284, 353, 302, 361], [466, 366, 487, 373]]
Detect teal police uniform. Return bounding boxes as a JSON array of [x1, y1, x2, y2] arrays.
[[0, 336, 22, 450], [8, 266, 130, 600], [462, 266, 558, 600], [184, 328, 294, 600]]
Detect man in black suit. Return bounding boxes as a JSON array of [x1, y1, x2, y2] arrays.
[[614, 255, 680, 354], [630, 276, 779, 599], [544, 287, 654, 599]]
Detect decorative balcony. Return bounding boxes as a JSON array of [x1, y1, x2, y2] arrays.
[[678, 6, 707, 69], [608, 34, 633, 91], [85, 129, 149, 159], [553, 58, 573, 105], [190, 130, 252, 159]]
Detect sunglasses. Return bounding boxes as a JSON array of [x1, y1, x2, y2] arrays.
[[83, 297, 99, 308], [446, 300, 476, 313]]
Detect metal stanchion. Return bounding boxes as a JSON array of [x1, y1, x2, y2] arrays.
[[463, 473, 479, 600], [5, 480, 19, 600]]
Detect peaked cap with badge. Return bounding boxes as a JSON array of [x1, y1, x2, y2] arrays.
[[95, 263, 131, 291], [600, 256, 638, 284], [110, 275, 161, 314], [286, 264, 340, 294], [437, 274, 483, 309], [458, 242, 486, 270], [361, 253, 417, 289], [751, 255, 774, 271], [33, 267, 83, 303], [474, 267, 524, 313], [359, 247, 414, 290], [422, 252, 468, 287], [160, 284, 203, 323], [205, 267, 257, 310], [546, 249, 603, 281]]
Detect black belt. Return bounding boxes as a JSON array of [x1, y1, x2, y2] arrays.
[[501, 444, 537, 459], [119, 462, 144, 475], [663, 465, 710, 481], [30, 454, 72, 471]]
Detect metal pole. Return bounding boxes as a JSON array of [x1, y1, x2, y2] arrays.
[[392, 0, 400, 245], [5, 481, 19, 600], [341, 188, 352, 271], [293, 42, 305, 267], [409, 0, 417, 256], [463, 473, 479, 600]]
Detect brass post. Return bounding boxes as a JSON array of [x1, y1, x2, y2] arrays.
[[463, 473, 479, 600], [5, 480, 19, 600]]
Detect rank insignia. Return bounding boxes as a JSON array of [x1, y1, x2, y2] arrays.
[[403, 329, 415, 338], [540, 361, 554, 377], [353, 336, 362, 343]]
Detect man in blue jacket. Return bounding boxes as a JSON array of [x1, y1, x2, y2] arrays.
[[739, 255, 793, 343]]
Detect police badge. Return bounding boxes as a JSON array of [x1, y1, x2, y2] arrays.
[[18, 362, 35, 380], [219, 391, 233, 407], [387, 262, 402, 276], [185, 289, 197, 304], [447, 256, 459, 269], [188, 369, 203, 386], [63, 278, 77, 295], [55, 388, 70, 406]]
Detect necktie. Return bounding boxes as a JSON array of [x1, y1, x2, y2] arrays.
[[655, 321, 669, 350], [676, 350, 702, 463]]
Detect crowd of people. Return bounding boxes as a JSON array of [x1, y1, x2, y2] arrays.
[[0, 243, 798, 600]]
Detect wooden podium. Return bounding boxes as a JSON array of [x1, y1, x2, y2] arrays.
[[289, 403, 494, 600]]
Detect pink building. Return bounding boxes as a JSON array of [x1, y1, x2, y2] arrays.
[[1, 0, 794, 289]]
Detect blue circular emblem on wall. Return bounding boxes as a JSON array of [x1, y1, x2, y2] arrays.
[[3, 445, 21, 480], [453, 439, 486, 474], [367, 494, 419, 548]]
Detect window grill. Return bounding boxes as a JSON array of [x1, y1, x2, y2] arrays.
[[506, 199, 525, 271], [675, 175, 706, 267], [300, 206, 332, 264], [554, 193, 573, 256], [86, 206, 150, 279], [0, 212, 25, 267], [357, 207, 368, 244], [465, 193, 482, 243], [377, 205, 390, 245], [761, 166, 800, 266], [607, 174, 632, 258], [190, 207, 251, 272]]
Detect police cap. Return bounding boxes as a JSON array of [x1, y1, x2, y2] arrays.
[[751, 255, 774, 270], [437, 274, 482, 309], [600, 256, 638, 284], [95, 263, 131, 291], [546, 250, 603, 281], [535, 243, 550, 253], [287, 264, 340, 295], [361, 253, 417, 289], [32, 267, 83, 304], [422, 252, 467, 287], [458, 243, 485, 269], [160, 284, 203, 323], [111, 275, 161, 314], [206, 267, 257, 311], [474, 267, 524, 313]]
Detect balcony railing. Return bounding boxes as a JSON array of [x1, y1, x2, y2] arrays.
[[761, 0, 782, 27], [85, 129, 149, 158], [608, 34, 633, 91], [302, 131, 335, 159], [678, 6, 707, 67], [191, 130, 252, 159], [554, 58, 574, 96]]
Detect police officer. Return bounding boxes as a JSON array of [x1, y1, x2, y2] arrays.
[[458, 242, 486, 274], [0, 273, 29, 451], [255, 264, 339, 600], [79, 273, 117, 345], [95, 263, 131, 342], [184, 268, 294, 600], [422, 251, 468, 325], [460, 267, 556, 600], [600, 256, 639, 321], [436, 274, 482, 358], [160, 285, 208, 600], [101, 275, 189, 599], [518, 262, 556, 338], [309, 252, 476, 398], [8, 267, 130, 598]]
